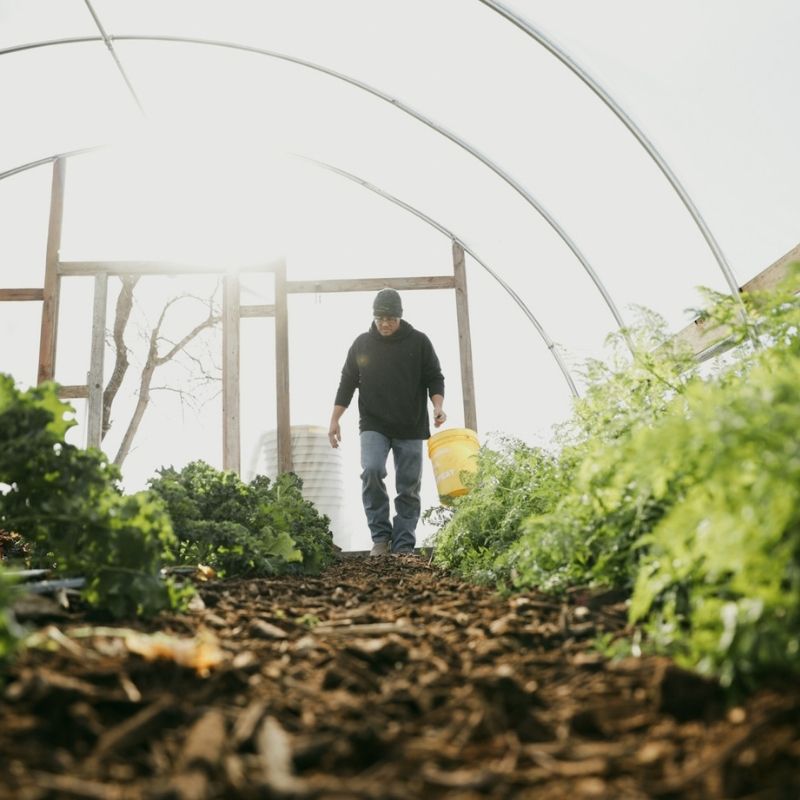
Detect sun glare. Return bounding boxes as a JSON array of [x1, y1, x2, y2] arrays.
[[63, 123, 292, 270]]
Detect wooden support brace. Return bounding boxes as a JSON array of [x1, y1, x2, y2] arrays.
[[740, 243, 799, 294], [59, 260, 284, 277], [57, 385, 89, 400], [0, 289, 44, 302], [673, 241, 800, 358], [86, 274, 108, 448], [274, 263, 292, 474], [222, 273, 241, 473], [452, 242, 478, 433], [287, 276, 455, 294], [38, 158, 65, 384], [240, 304, 276, 318]]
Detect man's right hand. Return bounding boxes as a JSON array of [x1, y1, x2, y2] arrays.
[[328, 423, 341, 449]]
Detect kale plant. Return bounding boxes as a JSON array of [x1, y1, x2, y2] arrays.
[[149, 461, 338, 576], [0, 376, 184, 618]]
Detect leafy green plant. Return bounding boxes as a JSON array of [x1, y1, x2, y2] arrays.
[[0, 376, 185, 618], [433, 269, 800, 687], [466, 313, 701, 594], [148, 461, 337, 576], [564, 306, 700, 447], [627, 278, 800, 686], [431, 437, 567, 584], [505, 275, 800, 683], [263, 473, 340, 574], [0, 568, 23, 665]]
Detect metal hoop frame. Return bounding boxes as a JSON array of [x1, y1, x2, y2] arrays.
[[0, 147, 581, 399], [477, 0, 746, 312], [297, 156, 580, 398], [0, 34, 632, 349]]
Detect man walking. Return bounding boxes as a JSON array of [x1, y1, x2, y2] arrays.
[[329, 288, 446, 555]]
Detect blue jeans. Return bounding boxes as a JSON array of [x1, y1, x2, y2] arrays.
[[360, 431, 423, 553]]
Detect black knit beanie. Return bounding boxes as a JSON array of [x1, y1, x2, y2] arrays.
[[373, 288, 403, 318]]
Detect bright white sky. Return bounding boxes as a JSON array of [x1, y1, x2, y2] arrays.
[[1, 1, 799, 549]]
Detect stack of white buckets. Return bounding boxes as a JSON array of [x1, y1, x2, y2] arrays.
[[254, 425, 347, 550]]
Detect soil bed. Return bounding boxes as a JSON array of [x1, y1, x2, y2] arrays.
[[1, 555, 798, 799]]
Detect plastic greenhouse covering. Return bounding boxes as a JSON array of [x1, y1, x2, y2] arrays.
[[1, 0, 798, 550]]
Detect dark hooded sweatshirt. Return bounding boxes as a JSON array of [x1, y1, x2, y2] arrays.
[[334, 320, 445, 440]]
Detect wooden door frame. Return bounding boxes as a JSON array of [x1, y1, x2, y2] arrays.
[[5, 157, 479, 476]]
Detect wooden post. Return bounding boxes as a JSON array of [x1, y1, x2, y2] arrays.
[[274, 262, 293, 473], [86, 274, 108, 448], [222, 272, 241, 473], [38, 158, 66, 384], [452, 241, 477, 433]]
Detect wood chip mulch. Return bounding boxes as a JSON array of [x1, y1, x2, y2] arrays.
[[1, 554, 798, 799]]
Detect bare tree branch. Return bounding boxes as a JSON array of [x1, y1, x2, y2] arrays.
[[114, 328, 159, 467], [150, 385, 195, 394], [101, 276, 139, 439], [111, 284, 222, 468], [179, 348, 216, 378], [150, 385, 202, 411], [155, 313, 220, 366]]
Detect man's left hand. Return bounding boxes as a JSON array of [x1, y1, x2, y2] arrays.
[[433, 409, 446, 428]]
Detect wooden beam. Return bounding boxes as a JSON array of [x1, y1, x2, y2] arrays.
[[240, 304, 276, 318], [673, 313, 731, 360], [741, 242, 799, 294], [222, 273, 241, 474], [59, 260, 284, 277], [275, 262, 293, 474], [673, 242, 800, 358], [38, 158, 65, 384], [86, 274, 108, 449], [0, 288, 44, 302], [452, 241, 478, 433], [286, 276, 455, 294], [58, 385, 89, 399]]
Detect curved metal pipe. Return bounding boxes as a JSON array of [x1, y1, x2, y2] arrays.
[[0, 146, 103, 181], [82, 0, 145, 115], [477, 0, 746, 311], [0, 144, 580, 397], [0, 34, 632, 349], [298, 155, 580, 398]]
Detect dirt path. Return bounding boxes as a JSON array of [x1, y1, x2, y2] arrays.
[[1, 555, 798, 799]]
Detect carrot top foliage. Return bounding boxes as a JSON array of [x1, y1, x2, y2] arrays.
[[433, 268, 800, 688]]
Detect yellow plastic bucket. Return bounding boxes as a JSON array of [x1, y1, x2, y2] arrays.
[[427, 428, 480, 502]]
